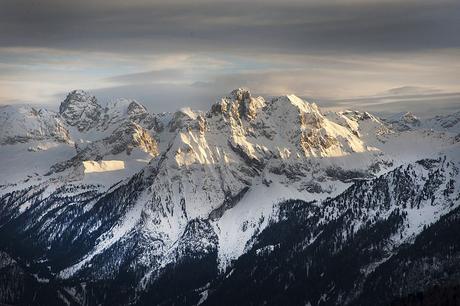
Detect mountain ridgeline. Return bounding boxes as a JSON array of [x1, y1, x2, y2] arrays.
[[0, 88, 459, 305]]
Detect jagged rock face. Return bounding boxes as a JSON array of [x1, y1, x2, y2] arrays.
[[111, 122, 159, 156], [229, 88, 266, 121], [0, 105, 70, 145], [59, 90, 102, 131], [207, 90, 368, 163], [211, 88, 265, 123]]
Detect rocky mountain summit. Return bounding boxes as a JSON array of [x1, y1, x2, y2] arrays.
[[60, 90, 103, 132], [0, 88, 459, 305]]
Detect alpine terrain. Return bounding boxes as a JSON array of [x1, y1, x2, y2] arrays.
[[0, 88, 459, 305]]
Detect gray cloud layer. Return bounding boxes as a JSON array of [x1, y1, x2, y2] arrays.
[[0, 0, 459, 116], [2, 0, 459, 54]]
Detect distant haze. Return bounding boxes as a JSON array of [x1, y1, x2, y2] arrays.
[[0, 0, 459, 116]]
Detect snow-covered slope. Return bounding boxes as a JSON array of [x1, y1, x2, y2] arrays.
[[47, 121, 159, 180], [201, 154, 460, 306]]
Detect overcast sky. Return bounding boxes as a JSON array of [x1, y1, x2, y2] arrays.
[[1, 0, 459, 116]]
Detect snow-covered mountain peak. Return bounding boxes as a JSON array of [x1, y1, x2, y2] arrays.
[[266, 95, 324, 129], [126, 100, 147, 116], [177, 107, 199, 120], [383, 111, 422, 131], [59, 90, 102, 131], [0, 104, 70, 145], [166, 107, 204, 133], [99, 98, 158, 131], [105, 98, 148, 117], [282, 94, 320, 114], [59, 92, 161, 135], [425, 110, 460, 134]]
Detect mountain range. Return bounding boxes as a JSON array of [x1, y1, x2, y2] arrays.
[[0, 88, 459, 305]]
